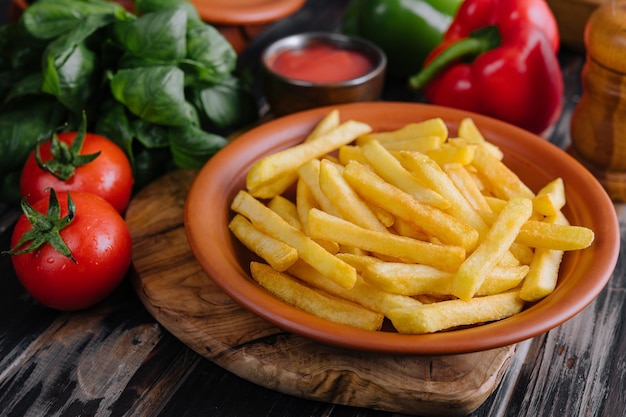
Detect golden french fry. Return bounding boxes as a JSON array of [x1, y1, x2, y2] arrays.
[[305, 109, 340, 142], [396, 150, 490, 235], [228, 214, 298, 271], [520, 211, 570, 302], [248, 172, 298, 199], [288, 260, 423, 315], [533, 177, 566, 216], [246, 120, 372, 191], [362, 263, 451, 295], [360, 139, 450, 209], [318, 159, 388, 232], [382, 136, 444, 153], [474, 265, 529, 296], [508, 242, 535, 265], [295, 177, 318, 234], [268, 195, 302, 229], [519, 248, 563, 302], [458, 117, 485, 141], [356, 118, 448, 145], [297, 159, 341, 217], [471, 144, 535, 200], [392, 217, 431, 241], [335, 252, 383, 273], [443, 163, 492, 212], [250, 262, 383, 330], [232, 190, 356, 288], [248, 110, 343, 198], [337, 145, 368, 165], [344, 160, 479, 251], [516, 220, 594, 250], [362, 262, 528, 296], [450, 197, 533, 301], [389, 290, 525, 334], [425, 144, 477, 166], [307, 208, 466, 271], [484, 195, 508, 213]]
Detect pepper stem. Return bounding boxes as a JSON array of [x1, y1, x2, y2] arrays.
[[409, 25, 501, 90]]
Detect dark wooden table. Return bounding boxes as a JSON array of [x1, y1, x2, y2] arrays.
[[1, 1, 624, 416]]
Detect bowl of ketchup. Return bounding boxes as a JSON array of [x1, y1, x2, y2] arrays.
[[261, 32, 387, 116]]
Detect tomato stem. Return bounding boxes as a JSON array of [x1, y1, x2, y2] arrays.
[[3, 189, 77, 263], [35, 111, 101, 181]]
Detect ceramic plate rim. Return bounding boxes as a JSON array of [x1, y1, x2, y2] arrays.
[[191, 0, 306, 25], [184, 102, 620, 355]]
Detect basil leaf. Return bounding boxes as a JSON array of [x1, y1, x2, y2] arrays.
[[42, 40, 96, 114], [131, 117, 171, 149], [169, 124, 227, 169], [4, 72, 45, 102], [186, 20, 236, 77], [132, 145, 173, 191], [109, 66, 193, 126], [0, 97, 66, 174], [134, 0, 200, 20], [41, 13, 122, 113], [22, 0, 130, 40], [2, 22, 48, 71], [113, 8, 187, 62], [94, 99, 136, 164], [194, 78, 258, 129]]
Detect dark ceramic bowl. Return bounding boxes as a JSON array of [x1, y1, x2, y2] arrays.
[[261, 32, 387, 116]]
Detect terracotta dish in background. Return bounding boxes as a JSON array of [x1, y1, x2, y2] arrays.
[[184, 102, 619, 355], [190, 0, 306, 53]]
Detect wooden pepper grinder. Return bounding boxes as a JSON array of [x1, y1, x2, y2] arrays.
[[570, 0, 626, 201]]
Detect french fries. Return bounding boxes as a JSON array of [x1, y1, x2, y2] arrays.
[[250, 262, 383, 330], [229, 110, 595, 334]]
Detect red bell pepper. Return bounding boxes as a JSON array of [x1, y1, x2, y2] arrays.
[[409, 0, 563, 135]]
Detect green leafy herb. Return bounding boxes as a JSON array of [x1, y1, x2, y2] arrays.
[[0, 0, 258, 205]]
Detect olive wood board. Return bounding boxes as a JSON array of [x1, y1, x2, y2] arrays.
[[125, 169, 519, 417]]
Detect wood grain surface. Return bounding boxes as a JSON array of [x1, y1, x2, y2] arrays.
[[125, 168, 519, 417]]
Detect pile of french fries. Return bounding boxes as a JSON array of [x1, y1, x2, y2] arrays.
[[228, 109, 595, 334]]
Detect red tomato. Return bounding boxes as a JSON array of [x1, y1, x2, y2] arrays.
[[9, 190, 132, 311], [20, 132, 133, 213]]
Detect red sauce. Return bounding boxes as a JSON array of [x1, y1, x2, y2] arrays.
[[269, 44, 374, 83]]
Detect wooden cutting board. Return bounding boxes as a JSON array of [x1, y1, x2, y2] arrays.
[[125, 169, 518, 417]]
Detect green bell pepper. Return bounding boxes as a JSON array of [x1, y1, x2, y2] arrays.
[[342, 0, 463, 78]]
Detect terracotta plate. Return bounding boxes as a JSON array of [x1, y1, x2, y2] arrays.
[[190, 0, 306, 25], [184, 102, 620, 354]]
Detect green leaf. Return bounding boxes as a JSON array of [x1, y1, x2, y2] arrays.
[[194, 78, 258, 129], [94, 99, 136, 164], [185, 20, 236, 77], [134, 0, 200, 20], [131, 117, 171, 149], [109, 66, 194, 126], [2, 22, 48, 71], [113, 7, 188, 62], [0, 97, 67, 175], [42, 41, 96, 114], [40, 14, 119, 114], [132, 145, 173, 190], [169, 124, 227, 169], [4, 72, 45, 103], [22, 0, 131, 40]]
